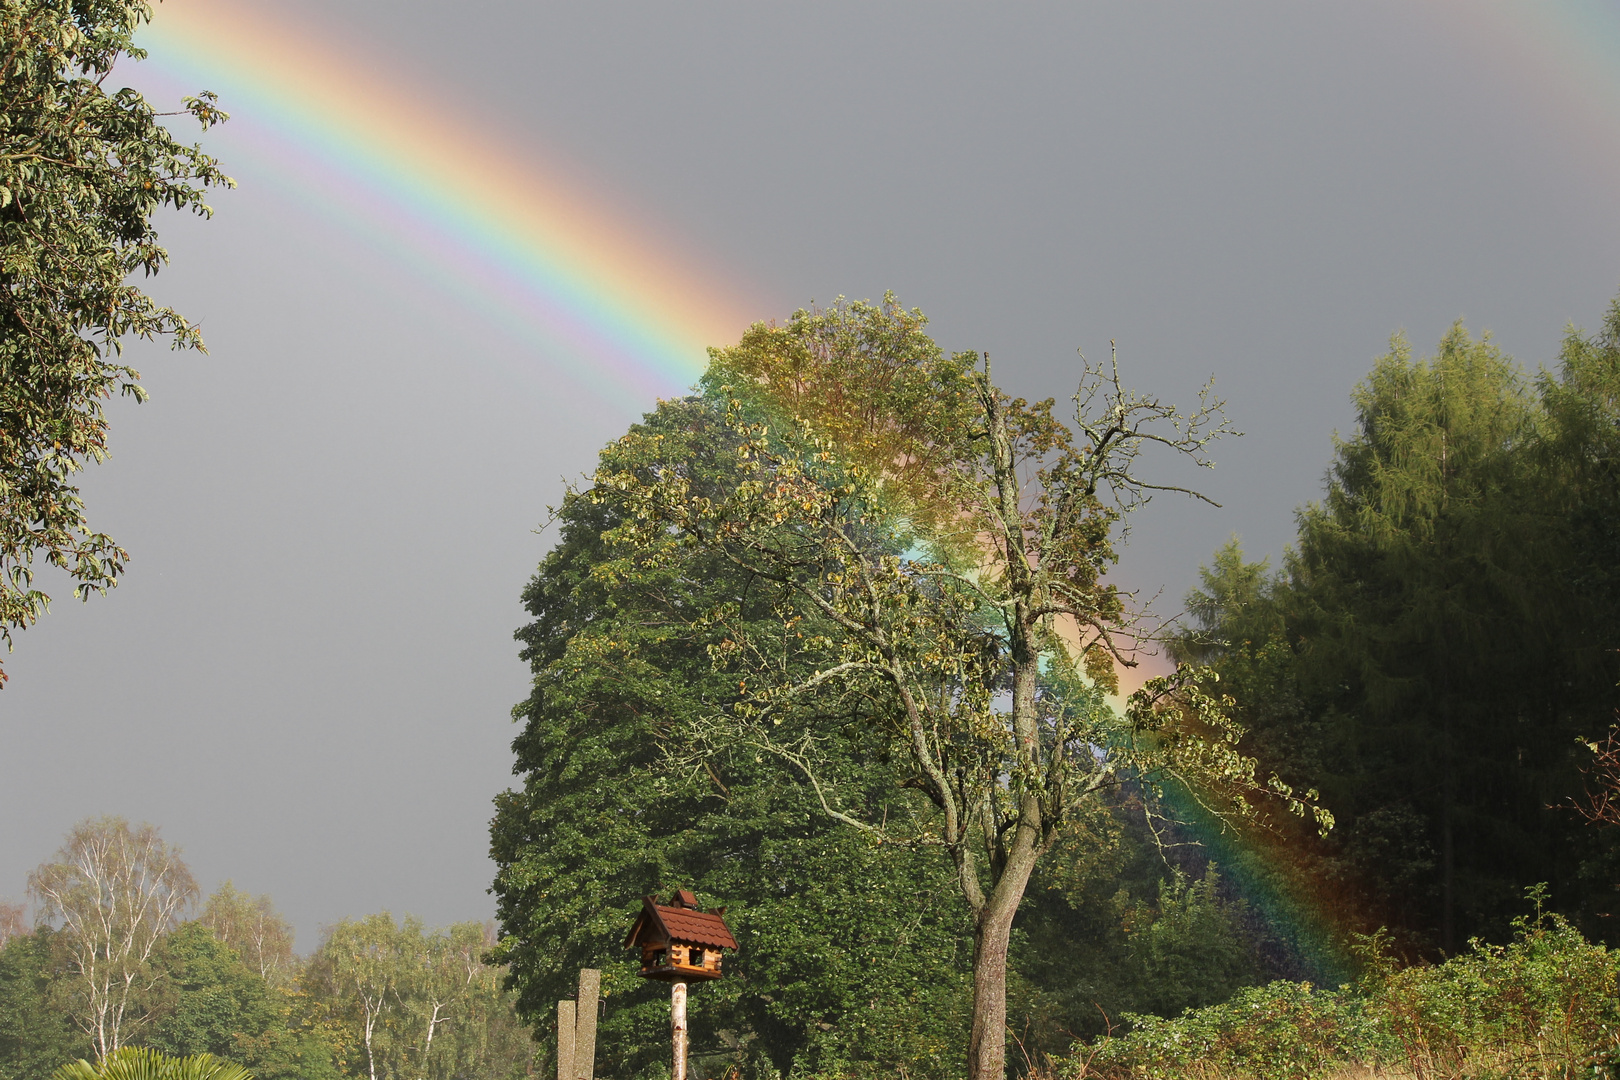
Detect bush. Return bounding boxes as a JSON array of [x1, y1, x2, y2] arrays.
[[1073, 981, 1383, 1080], [1064, 893, 1620, 1079]]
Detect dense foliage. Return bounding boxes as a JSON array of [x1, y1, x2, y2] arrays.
[[0, 929, 87, 1080], [0, 901, 535, 1080], [551, 297, 1323, 1080], [143, 924, 280, 1062], [0, 821, 534, 1080], [490, 395, 980, 1079], [491, 327, 1284, 1079], [1171, 304, 1620, 957], [0, 0, 230, 683], [1073, 894, 1620, 1079]]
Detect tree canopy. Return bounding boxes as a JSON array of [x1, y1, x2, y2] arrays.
[[0, 0, 230, 684], [28, 816, 198, 1057], [3, 825, 531, 1080], [495, 296, 1314, 1080], [491, 394, 977, 1078], [1173, 305, 1620, 956]]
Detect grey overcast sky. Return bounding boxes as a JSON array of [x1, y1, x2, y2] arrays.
[[2, 1, 1617, 950]]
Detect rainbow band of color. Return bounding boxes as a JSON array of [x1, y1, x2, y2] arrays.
[[138, 0, 759, 412]]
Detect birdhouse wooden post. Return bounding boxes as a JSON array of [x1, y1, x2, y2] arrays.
[[625, 890, 736, 1080]]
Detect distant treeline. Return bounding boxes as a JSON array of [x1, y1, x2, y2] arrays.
[[1, 813, 1273, 1080], [0, 817, 534, 1080]]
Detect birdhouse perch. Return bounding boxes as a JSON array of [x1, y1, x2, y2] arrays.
[[624, 889, 736, 981]]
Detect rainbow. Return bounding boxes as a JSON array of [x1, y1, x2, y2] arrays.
[[1153, 779, 1360, 985], [132, 0, 1620, 981], [129, 0, 1620, 413], [130, 1, 1620, 410], [135, 0, 761, 414], [1447, 0, 1620, 173]]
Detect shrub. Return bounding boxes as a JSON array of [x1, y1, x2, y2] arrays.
[[1064, 893, 1620, 1079]]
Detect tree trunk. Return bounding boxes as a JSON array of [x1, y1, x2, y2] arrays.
[[671, 981, 688, 1080], [422, 1001, 446, 1080], [966, 907, 1011, 1080], [364, 1005, 380, 1080], [964, 848, 1040, 1080]]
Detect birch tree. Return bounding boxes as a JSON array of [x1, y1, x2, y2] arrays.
[[199, 881, 295, 985], [314, 913, 403, 1080], [310, 914, 531, 1080], [592, 297, 1328, 1080], [0, 900, 24, 949], [27, 816, 198, 1056], [403, 921, 492, 1080]]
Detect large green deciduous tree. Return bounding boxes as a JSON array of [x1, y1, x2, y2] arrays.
[[492, 396, 974, 1079], [0, 928, 91, 1080], [493, 381, 1276, 1076], [576, 297, 1319, 1080], [151, 903, 340, 1080], [0, 0, 230, 684], [143, 923, 277, 1063]]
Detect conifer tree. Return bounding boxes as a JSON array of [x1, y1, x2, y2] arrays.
[[1176, 313, 1620, 952]]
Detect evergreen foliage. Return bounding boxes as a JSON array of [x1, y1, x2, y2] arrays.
[[1172, 305, 1620, 956], [490, 395, 976, 1079]]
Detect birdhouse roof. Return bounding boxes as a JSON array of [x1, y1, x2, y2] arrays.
[[624, 892, 737, 951]]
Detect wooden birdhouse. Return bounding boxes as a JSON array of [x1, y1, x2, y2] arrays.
[[624, 889, 737, 981]]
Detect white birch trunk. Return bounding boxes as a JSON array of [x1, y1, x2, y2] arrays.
[[671, 981, 688, 1080]]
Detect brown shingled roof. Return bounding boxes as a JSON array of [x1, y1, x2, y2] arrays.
[[624, 893, 738, 951]]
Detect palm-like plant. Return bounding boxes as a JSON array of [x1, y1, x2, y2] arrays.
[[53, 1048, 252, 1080]]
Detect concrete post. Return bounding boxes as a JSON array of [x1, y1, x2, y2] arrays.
[[556, 999, 576, 1080], [574, 969, 601, 1080]]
